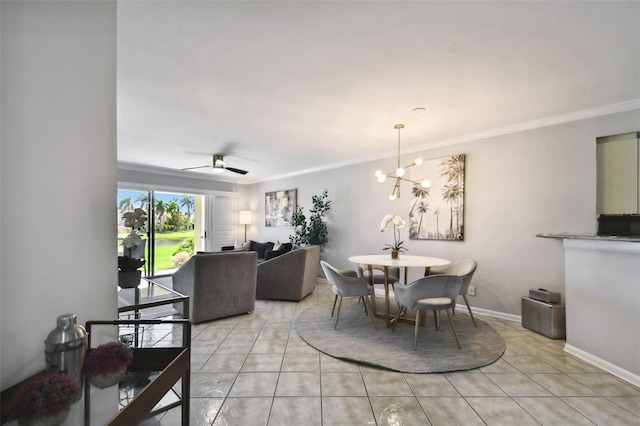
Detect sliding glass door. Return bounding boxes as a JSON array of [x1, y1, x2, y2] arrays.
[[118, 189, 201, 276]]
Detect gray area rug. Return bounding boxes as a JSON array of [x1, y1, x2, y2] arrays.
[[295, 301, 506, 373]]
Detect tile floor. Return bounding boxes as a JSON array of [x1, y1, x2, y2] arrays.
[[141, 281, 640, 425]]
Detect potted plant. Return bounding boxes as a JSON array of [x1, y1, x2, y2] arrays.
[[381, 214, 407, 258], [7, 372, 80, 426], [118, 256, 146, 288], [290, 189, 331, 247], [84, 341, 134, 389]]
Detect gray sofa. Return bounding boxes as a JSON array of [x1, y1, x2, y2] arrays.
[[172, 251, 258, 323], [256, 245, 320, 301]]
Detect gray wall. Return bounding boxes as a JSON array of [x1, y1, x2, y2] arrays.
[[243, 109, 639, 316], [1, 1, 117, 391]]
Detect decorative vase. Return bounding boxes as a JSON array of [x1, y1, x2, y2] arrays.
[[118, 270, 141, 288], [391, 249, 399, 259], [18, 407, 70, 426], [90, 366, 127, 389]]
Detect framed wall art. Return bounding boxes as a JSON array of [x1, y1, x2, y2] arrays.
[[409, 154, 465, 240], [265, 189, 297, 227]]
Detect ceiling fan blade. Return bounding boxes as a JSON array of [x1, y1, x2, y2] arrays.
[[225, 167, 249, 175], [181, 165, 211, 171]]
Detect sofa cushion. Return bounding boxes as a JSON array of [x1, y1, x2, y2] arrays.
[[250, 241, 275, 259]]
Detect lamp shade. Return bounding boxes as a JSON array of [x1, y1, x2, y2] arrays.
[[239, 211, 252, 225]]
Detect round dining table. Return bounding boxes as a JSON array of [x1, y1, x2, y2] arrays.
[[348, 254, 450, 326]]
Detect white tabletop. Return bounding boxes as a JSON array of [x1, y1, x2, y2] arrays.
[[348, 254, 450, 268]]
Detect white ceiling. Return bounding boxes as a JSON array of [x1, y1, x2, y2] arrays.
[[117, 1, 640, 184]]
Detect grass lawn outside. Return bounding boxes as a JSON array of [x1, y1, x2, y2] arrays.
[[118, 230, 193, 272]]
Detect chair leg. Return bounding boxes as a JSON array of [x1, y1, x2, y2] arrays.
[[392, 306, 405, 332], [365, 296, 377, 330], [362, 297, 368, 316], [331, 295, 338, 317], [413, 309, 421, 350], [463, 295, 477, 327], [334, 296, 343, 330], [445, 308, 462, 349], [433, 310, 440, 330]]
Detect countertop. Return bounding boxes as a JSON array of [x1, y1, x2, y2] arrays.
[[536, 233, 640, 243]]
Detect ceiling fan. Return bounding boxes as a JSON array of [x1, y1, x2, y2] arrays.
[[181, 154, 249, 175]]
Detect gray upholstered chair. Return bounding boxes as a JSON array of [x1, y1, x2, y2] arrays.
[[321, 260, 377, 330], [430, 259, 478, 326], [392, 274, 463, 350], [172, 251, 258, 323], [256, 245, 320, 301]]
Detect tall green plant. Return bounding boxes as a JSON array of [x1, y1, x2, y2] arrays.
[[290, 189, 331, 246]]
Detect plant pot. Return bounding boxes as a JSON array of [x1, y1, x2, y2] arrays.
[[118, 270, 141, 288], [18, 407, 70, 426], [89, 365, 127, 389], [391, 250, 399, 259]]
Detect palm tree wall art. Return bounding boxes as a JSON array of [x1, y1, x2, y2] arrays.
[[409, 154, 465, 240]]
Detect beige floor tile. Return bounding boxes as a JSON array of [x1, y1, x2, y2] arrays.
[[241, 353, 284, 372], [200, 354, 246, 373], [251, 337, 288, 353], [608, 396, 640, 417], [190, 373, 236, 398], [513, 397, 594, 425], [444, 372, 507, 396], [269, 397, 322, 426], [403, 373, 460, 396], [190, 354, 211, 373], [190, 339, 222, 354], [562, 396, 640, 425], [361, 370, 414, 397], [158, 397, 224, 426], [465, 396, 539, 425], [370, 396, 430, 425], [214, 339, 255, 355], [479, 358, 522, 374], [228, 372, 279, 397], [417, 396, 484, 425], [281, 352, 320, 371], [538, 355, 600, 373], [503, 355, 561, 373], [569, 373, 640, 396], [319, 353, 361, 372], [528, 373, 599, 397], [321, 396, 376, 425], [275, 371, 321, 396], [485, 373, 553, 396], [321, 372, 368, 396], [212, 397, 272, 426]]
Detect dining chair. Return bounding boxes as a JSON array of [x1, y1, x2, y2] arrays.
[[430, 259, 478, 326], [321, 260, 377, 330], [392, 274, 463, 350]]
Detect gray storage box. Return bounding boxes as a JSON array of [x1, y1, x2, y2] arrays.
[[529, 288, 561, 304], [521, 297, 566, 339]]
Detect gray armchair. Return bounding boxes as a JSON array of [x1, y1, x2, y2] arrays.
[[430, 259, 478, 326], [256, 245, 320, 301], [172, 251, 258, 323], [392, 274, 463, 350], [321, 261, 377, 330]]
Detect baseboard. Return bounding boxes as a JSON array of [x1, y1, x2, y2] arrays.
[[564, 344, 640, 388], [456, 304, 521, 322]]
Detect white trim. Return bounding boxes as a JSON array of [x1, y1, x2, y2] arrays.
[[454, 304, 522, 322], [564, 344, 640, 388]]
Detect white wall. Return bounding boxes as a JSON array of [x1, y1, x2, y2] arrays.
[[1, 1, 117, 390], [242, 109, 639, 316]]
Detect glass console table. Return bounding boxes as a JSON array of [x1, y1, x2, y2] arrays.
[[84, 319, 191, 425], [118, 277, 189, 320]]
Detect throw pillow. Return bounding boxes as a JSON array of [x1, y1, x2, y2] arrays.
[[273, 240, 283, 251], [235, 241, 251, 251]]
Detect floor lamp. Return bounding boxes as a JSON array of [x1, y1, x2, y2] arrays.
[[239, 211, 252, 243]]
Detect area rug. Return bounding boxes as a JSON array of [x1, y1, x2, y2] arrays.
[[295, 301, 505, 373]]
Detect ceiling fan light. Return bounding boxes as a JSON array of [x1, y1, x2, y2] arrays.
[[211, 167, 225, 174]]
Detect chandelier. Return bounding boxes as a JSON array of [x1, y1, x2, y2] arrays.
[[374, 124, 431, 200]]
